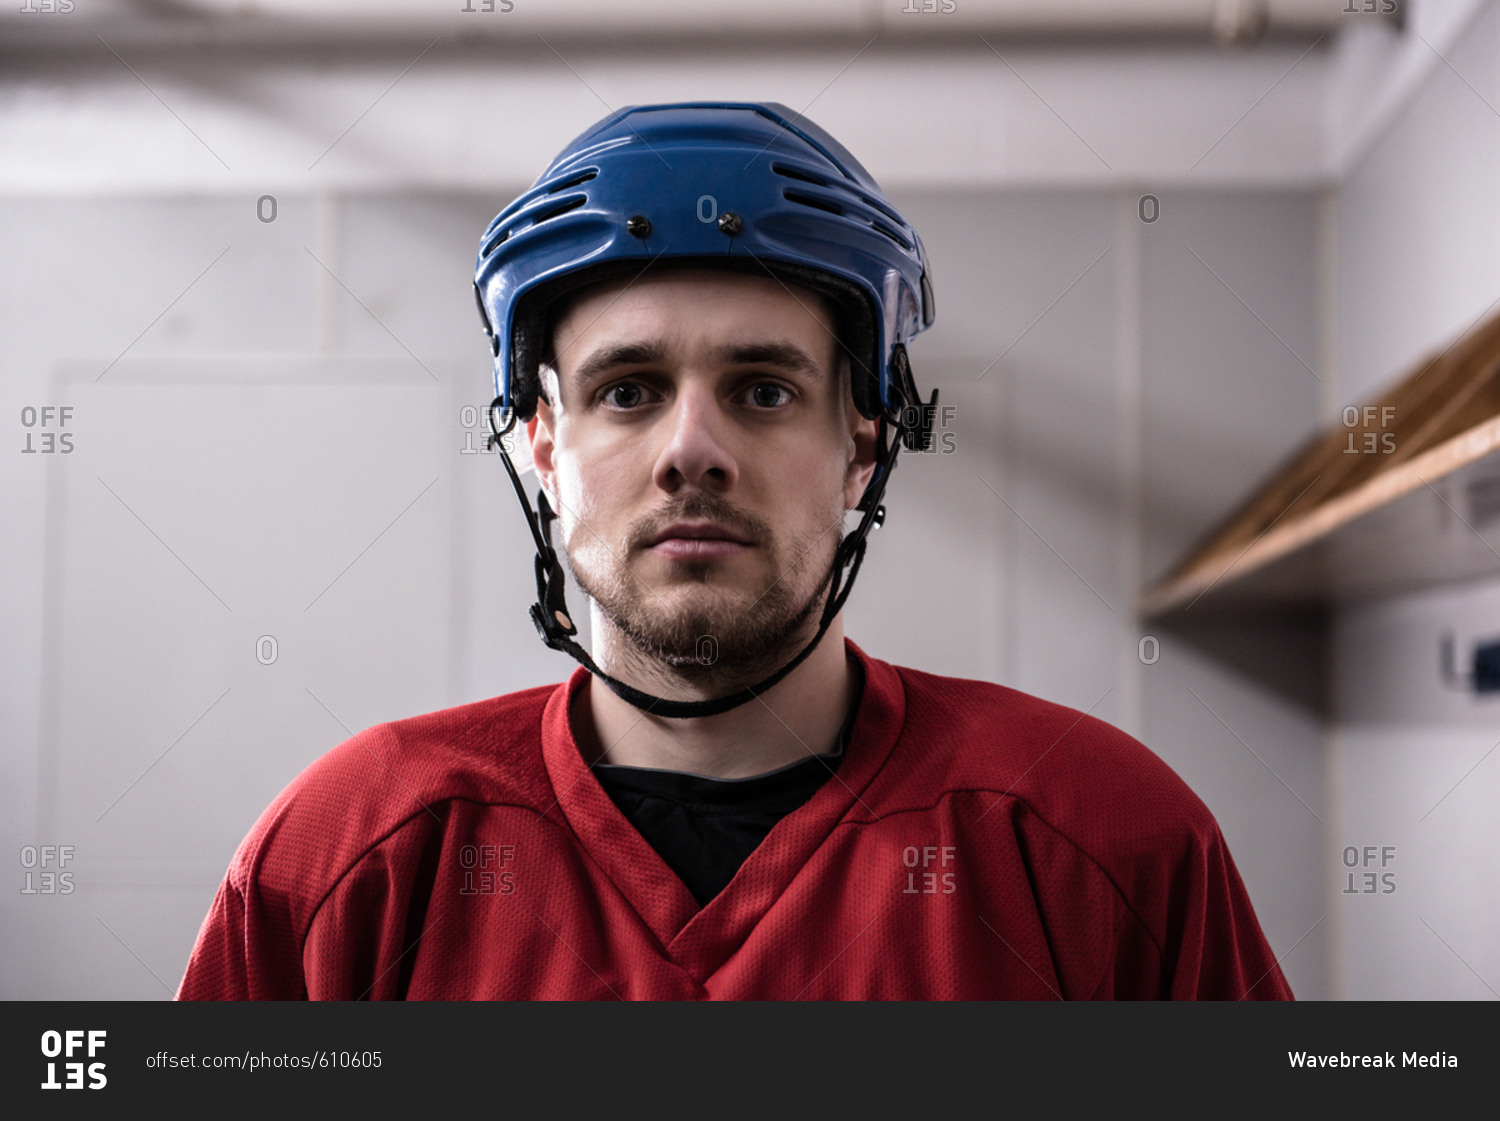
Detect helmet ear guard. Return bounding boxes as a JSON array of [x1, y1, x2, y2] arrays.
[[886, 342, 939, 453]]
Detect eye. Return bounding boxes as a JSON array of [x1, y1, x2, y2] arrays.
[[747, 382, 792, 409], [603, 382, 648, 409]]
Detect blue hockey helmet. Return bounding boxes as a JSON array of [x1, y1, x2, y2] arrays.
[[473, 100, 936, 430]]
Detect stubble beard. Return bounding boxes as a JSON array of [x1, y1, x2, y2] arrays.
[[565, 493, 844, 695]]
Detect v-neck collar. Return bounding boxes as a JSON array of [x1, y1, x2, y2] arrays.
[[538, 637, 907, 977]]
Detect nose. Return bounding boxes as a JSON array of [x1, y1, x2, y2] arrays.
[[651, 378, 739, 494]]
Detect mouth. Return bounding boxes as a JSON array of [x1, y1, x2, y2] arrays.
[[646, 521, 754, 562]]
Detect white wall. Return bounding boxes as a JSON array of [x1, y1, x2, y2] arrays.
[[3, 22, 1394, 1000], [1331, 0, 1500, 1000], [0, 181, 1331, 999]]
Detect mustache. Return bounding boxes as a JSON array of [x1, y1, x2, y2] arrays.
[[627, 493, 770, 550]]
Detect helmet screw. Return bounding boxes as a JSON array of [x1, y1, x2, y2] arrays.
[[625, 215, 652, 238], [717, 211, 743, 236]]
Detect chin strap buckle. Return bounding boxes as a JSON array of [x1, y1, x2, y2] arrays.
[[490, 393, 579, 652], [530, 500, 579, 648]]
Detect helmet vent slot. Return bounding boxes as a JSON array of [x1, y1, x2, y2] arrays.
[[771, 162, 830, 186], [783, 189, 844, 216], [547, 169, 598, 193], [858, 191, 905, 226], [869, 219, 913, 251], [481, 228, 510, 258], [529, 195, 588, 226]]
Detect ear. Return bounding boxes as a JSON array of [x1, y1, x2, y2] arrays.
[[844, 408, 880, 511], [527, 396, 559, 508]]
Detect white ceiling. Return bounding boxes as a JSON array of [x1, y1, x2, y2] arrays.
[[0, 0, 1400, 44], [0, 0, 1483, 195]]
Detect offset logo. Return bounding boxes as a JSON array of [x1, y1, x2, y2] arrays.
[[458, 844, 516, 895], [902, 845, 957, 894], [19, 845, 75, 895], [20, 406, 75, 455], [40, 1030, 106, 1090], [1342, 845, 1397, 894]]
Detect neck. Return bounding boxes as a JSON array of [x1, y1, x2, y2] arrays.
[[572, 616, 856, 779]]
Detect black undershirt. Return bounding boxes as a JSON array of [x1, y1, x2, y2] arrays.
[[593, 656, 865, 907]]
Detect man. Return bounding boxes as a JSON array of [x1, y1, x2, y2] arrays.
[[178, 102, 1292, 1000]]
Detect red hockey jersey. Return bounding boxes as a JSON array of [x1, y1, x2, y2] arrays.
[[177, 639, 1294, 1000]]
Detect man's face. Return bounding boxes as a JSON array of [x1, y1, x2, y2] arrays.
[[528, 267, 879, 682]]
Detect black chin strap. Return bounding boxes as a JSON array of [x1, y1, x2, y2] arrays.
[[490, 351, 935, 719]]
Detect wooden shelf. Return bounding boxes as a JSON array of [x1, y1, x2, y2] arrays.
[[1142, 308, 1500, 618]]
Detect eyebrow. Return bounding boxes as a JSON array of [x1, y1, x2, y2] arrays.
[[571, 341, 668, 388], [713, 341, 823, 377], [570, 339, 824, 388]]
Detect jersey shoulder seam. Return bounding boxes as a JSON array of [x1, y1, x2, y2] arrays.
[[842, 788, 1171, 961], [295, 795, 568, 950]]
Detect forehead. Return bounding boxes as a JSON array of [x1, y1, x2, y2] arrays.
[[550, 267, 839, 368]]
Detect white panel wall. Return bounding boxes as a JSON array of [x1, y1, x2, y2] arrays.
[[1332, 0, 1500, 1000], [1, 181, 1330, 998], [1140, 190, 1328, 997], [0, 23, 1376, 999]]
